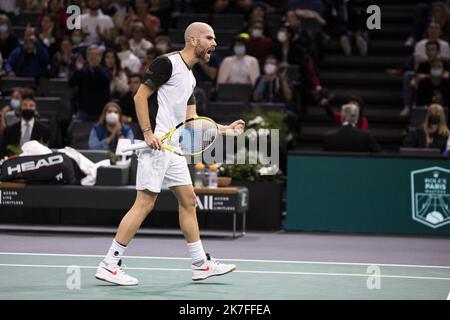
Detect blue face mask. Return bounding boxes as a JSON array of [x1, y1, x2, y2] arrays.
[[0, 25, 8, 33], [234, 45, 246, 55], [10, 98, 21, 110]]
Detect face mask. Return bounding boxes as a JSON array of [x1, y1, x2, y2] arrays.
[[106, 112, 119, 125], [72, 36, 82, 45], [264, 63, 277, 75], [21, 109, 35, 120], [10, 98, 21, 110], [277, 32, 287, 42], [156, 44, 168, 53], [43, 38, 50, 47], [431, 69, 443, 78], [251, 29, 263, 38], [428, 114, 441, 125], [234, 45, 246, 55], [0, 25, 8, 33]]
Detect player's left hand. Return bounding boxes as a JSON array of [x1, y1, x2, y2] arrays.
[[228, 119, 245, 135]]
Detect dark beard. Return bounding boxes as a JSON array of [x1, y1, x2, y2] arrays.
[[195, 47, 207, 60]]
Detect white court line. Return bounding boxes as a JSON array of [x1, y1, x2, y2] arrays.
[[1, 252, 450, 269], [0, 263, 449, 281]]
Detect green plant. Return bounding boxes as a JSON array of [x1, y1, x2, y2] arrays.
[[219, 108, 284, 182]]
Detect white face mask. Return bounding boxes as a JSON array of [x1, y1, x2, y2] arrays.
[[264, 63, 277, 75], [10, 98, 21, 110], [251, 29, 263, 38], [156, 43, 168, 53], [234, 45, 246, 55], [106, 112, 119, 125], [277, 32, 287, 42]]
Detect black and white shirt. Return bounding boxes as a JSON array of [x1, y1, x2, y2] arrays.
[[138, 51, 196, 139]]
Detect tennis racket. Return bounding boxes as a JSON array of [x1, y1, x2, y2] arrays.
[[121, 116, 219, 156]]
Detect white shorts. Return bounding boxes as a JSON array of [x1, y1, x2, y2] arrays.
[[135, 144, 192, 193]]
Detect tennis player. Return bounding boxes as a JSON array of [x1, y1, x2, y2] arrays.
[[95, 22, 245, 285]]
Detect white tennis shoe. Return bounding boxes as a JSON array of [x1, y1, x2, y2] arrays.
[[95, 260, 139, 286], [192, 253, 236, 281]]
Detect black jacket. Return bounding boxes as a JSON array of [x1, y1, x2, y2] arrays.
[[402, 126, 448, 152], [0, 121, 51, 158], [323, 124, 381, 152]]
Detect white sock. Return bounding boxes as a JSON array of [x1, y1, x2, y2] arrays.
[[187, 240, 207, 266], [104, 239, 127, 265]]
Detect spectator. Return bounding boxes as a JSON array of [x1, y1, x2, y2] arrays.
[[245, 19, 274, 62], [148, 0, 173, 32], [4, 27, 50, 79], [403, 40, 450, 116], [88, 102, 134, 151], [70, 29, 90, 53], [253, 55, 292, 103], [102, 48, 129, 98], [320, 93, 369, 130], [193, 51, 221, 82], [416, 59, 450, 107], [217, 36, 260, 86], [414, 22, 450, 68], [403, 103, 450, 152], [69, 45, 112, 121], [80, 0, 115, 45], [154, 34, 172, 55], [0, 95, 51, 158], [123, 0, 160, 41], [116, 35, 142, 74], [119, 73, 141, 123], [431, 1, 450, 43], [38, 0, 68, 41], [404, 1, 433, 47], [0, 88, 23, 130], [38, 14, 59, 57], [129, 22, 154, 60], [49, 36, 73, 78], [139, 47, 161, 75], [340, 0, 373, 56], [111, 0, 128, 29], [0, 14, 18, 60], [323, 103, 380, 152]]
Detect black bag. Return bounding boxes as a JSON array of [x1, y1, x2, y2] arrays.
[[0, 152, 86, 184]]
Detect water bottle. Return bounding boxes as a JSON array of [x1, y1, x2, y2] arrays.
[[194, 163, 205, 188], [208, 163, 218, 188]]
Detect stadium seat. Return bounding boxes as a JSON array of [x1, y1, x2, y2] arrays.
[[211, 14, 245, 30], [174, 13, 209, 29], [0, 77, 35, 93], [216, 83, 253, 102], [69, 120, 95, 149]]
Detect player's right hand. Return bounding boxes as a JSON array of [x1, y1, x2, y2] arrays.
[[144, 131, 164, 151]]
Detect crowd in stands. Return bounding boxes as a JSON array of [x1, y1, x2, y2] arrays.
[[0, 0, 449, 159]]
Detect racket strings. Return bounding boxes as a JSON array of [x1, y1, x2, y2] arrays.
[[169, 119, 218, 155]]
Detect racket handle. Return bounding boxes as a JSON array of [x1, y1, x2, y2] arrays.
[[121, 141, 150, 152]]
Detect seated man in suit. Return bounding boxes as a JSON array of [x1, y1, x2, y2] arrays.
[[0, 95, 51, 158], [323, 103, 381, 153]]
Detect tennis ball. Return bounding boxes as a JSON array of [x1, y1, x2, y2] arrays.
[[425, 211, 444, 224]]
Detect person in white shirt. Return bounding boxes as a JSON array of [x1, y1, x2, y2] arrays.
[[414, 22, 450, 68], [128, 22, 154, 60], [217, 36, 260, 86], [80, 0, 115, 45], [116, 35, 142, 74]]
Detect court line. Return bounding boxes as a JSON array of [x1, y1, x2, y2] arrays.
[[0, 263, 450, 281], [1, 252, 450, 269], [447, 291, 450, 300]]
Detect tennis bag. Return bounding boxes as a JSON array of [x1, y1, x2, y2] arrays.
[[0, 152, 85, 184]]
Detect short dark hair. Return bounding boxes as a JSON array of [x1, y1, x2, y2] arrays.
[[426, 40, 441, 51], [129, 73, 142, 81]]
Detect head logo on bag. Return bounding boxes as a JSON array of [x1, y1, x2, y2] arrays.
[[6, 155, 64, 175]]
